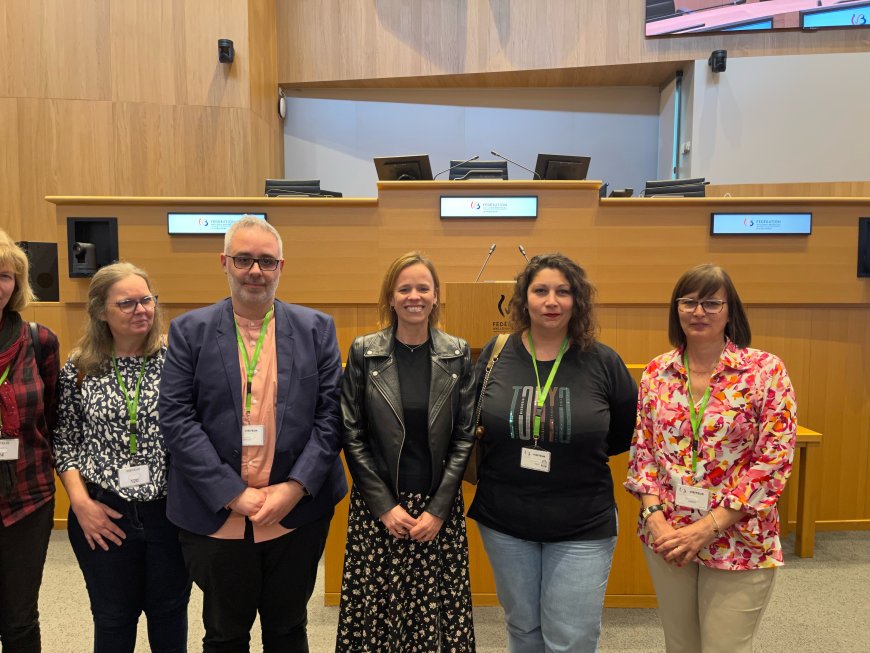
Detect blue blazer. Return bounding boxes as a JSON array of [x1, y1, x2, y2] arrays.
[[158, 298, 348, 535]]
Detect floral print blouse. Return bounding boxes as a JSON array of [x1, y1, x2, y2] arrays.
[[625, 341, 796, 570]]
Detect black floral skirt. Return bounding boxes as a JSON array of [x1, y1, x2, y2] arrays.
[[335, 487, 476, 652]]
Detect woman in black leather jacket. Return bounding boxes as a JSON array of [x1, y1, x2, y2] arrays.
[[335, 251, 477, 653]]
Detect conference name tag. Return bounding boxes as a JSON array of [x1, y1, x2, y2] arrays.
[[0, 438, 20, 461], [118, 464, 150, 488], [675, 483, 711, 511], [242, 424, 265, 447], [520, 447, 551, 473]]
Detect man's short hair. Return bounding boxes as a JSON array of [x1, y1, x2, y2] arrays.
[[224, 216, 283, 258]]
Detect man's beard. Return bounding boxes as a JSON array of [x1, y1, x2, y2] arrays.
[[228, 273, 279, 307]]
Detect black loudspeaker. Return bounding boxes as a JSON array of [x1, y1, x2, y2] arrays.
[[16, 241, 60, 302], [859, 218, 870, 278]]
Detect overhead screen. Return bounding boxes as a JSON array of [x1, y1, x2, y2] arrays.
[[646, 0, 870, 36]]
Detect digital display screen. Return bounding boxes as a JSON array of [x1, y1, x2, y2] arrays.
[[440, 196, 538, 219], [711, 212, 812, 235], [167, 213, 267, 235], [801, 5, 870, 28]]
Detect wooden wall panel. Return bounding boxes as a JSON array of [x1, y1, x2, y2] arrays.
[[709, 182, 870, 198], [276, 0, 870, 86], [3, 0, 282, 249], [0, 99, 21, 236], [3, 0, 111, 100]]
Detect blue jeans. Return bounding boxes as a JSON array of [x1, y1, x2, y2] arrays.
[[68, 485, 192, 653], [478, 524, 616, 653]]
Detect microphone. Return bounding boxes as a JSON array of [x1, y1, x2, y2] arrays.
[[434, 155, 480, 180], [491, 150, 541, 180], [474, 243, 497, 282], [518, 245, 530, 263]]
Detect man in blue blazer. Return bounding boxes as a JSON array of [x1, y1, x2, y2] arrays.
[[159, 216, 347, 652]]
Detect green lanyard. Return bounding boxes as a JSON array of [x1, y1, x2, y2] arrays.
[[683, 351, 713, 477], [234, 307, 274, 418], [527, 334, 569, 447], [0, 365, 9, 431], [111, 353, 149, 455]]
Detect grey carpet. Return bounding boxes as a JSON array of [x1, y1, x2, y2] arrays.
[[38, 530, 869, 652]]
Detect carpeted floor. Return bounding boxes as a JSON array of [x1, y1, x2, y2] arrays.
[[37, 530, 869, 652]]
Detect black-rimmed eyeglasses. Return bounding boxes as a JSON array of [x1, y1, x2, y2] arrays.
[[676, 298, 727, 314], [115, 295, 158, 313], [226, 255, 282, 271]]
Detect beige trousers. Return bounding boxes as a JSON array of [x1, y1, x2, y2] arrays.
[[644, 546, 777, 653]]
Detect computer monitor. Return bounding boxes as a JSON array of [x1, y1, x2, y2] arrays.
[[373, 154, 433, 181], [448, 160, 508, 180], [643, 177, 707, 198], [264, 179, 321, 197], [534, 154, 591, 181]]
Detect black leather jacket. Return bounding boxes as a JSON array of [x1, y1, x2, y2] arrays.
[[340, 326, 475, 520]]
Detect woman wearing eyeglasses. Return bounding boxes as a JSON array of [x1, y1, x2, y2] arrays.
[[54, 262, 191, 653], [625, 264, 796, 653]]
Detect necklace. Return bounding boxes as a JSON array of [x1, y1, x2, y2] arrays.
[[397, 339, 428, 353]]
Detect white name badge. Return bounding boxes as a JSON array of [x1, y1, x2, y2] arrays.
[[118, 464, 150, 488], [520, 447, 551, 473], [242, 424, 265, 446], [675, 483, 712, 511], [0, 438, 20, 461]]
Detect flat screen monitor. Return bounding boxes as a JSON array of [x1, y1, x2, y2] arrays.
[[644, 177, 707, 197], [534, 154, 591, 180], [168, 213, 267, 235], [373, 154, 433, 181], [264, 179, 321, 197], [710, 212, 812, 236], [448, 160, 508, 181]]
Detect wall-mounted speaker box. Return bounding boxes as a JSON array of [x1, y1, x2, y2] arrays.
[[66, 217, 118, 278], [859, 218, 870, 278], [16, 241, 59, 302]]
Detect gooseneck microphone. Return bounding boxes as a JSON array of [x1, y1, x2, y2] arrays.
[[434, 155, 480, 180], [518, 245, 530, 263], [474, 243, 497, 282], [491, 150, 541, 180]]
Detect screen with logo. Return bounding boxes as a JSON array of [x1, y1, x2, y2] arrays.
[[167, 213, 267, 235], [440, 196, 538, 219], [710, 212, 812, 236]]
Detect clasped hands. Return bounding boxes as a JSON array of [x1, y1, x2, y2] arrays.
[[228, 480, 306, 527], [647, 513, 718, 567], [380, 505, 443, 543]]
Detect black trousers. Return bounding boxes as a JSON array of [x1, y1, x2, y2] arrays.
[[0, 499, 54, 653], [179, 513, 332, 653]]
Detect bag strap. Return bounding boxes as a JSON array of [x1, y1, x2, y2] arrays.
[[29, 322, 44, 375], [473, 333, 510, 437]]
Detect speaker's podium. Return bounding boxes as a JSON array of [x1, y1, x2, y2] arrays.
[[443, 281, 514, 605], [443, 281, 515, 351]]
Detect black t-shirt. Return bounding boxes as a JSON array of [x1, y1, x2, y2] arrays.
[[394, 339, 432, 494], [467, 334, 637, 542]]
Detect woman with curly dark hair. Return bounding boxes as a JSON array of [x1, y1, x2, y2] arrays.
[[467, 252, 637, 653]]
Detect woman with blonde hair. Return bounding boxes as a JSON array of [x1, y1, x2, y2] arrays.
[[54, 262, 191, 653], [336, 251, 476, 652], [0, 229, 60, 651]]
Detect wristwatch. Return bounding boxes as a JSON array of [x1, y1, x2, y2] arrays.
[[641, 503, 665, 522]]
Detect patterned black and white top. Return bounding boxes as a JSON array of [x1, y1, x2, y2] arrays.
[[54, 346, 169, 501]]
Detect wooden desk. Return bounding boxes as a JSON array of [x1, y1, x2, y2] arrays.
[[786, 426, 823, 558]]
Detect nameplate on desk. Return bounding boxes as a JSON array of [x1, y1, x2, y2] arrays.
[[440, 196, 538, 219], [167, 212, 267, 235], [711, 212, 812, 236]]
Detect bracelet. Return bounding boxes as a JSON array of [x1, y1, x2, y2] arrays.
[[641, 503, 665, 522], [708, 510, 722, 536]]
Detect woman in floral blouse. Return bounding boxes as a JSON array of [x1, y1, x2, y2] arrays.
[[626, 264, 796, 653]]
